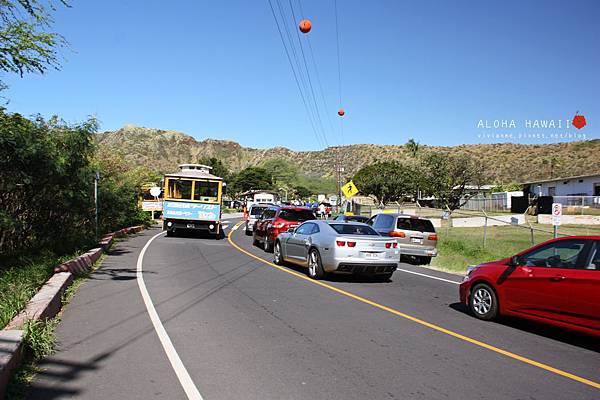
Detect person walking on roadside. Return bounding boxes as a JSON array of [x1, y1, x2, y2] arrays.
[[318, 203, 326, 220]]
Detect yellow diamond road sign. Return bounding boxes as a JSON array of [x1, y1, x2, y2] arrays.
[[342, 180, 359, 198]]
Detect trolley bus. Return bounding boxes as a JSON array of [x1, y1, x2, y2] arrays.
[[162, 164, 224, 237]]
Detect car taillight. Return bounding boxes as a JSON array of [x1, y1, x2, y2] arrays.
[[385, 242, 392, 248], [428, 234, 438, 241], [389, 231, 406, 238], [273, 222, 285, 229], [393, 242, 398, 248], [347, 241, 356, 247], [336, 241, 346, 246]]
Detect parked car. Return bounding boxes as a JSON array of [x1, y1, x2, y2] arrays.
[[367, 213, 437, 264], [253, 206, 316, 252], [460, 236, 600, 337], [245, 203, 272, 236], [274, 221, 399, 280], [333, 214, 370, 223]]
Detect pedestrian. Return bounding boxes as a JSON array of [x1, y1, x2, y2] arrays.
[[318, 203, 326, 220]]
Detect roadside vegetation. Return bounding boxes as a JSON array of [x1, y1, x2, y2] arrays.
[[431, 224, 600, 274], [0, 110, 152, 329]]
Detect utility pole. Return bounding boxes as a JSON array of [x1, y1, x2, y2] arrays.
[[94, 171, 100, 240]]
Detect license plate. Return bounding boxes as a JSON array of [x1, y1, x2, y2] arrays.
[[411, 238, 422, 244], [363, 252, 380, 259], [187, 223, 195, 228]]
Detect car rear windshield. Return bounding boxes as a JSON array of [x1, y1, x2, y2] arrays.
[[250, 206, 267, 216], [330, 224, 379, 236], [396, 218, 435, 233], [279, 209, 316, 222]]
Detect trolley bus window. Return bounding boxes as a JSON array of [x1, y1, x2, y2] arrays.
[[193, 180, 219, 202], [167, 179, 192, 200]]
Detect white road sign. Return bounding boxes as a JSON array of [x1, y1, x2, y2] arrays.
[[150, 186, 161, 197], [551, 203, 562, 226]]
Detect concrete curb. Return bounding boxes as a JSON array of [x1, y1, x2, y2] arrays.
[[0, 330, 24, 400], [0, 224, 145, 399]]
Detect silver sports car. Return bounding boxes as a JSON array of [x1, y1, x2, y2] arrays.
[[273, 220, 400, 279]]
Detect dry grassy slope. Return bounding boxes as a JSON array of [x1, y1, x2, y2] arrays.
[[96, 125, 600, 182]]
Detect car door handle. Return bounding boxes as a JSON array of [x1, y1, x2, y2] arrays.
[[550, 275, 566, 281]]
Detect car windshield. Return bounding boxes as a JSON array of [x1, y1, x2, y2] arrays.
[[279, 209, 316, 222], [396, 218, 435, 233], [346, 215, 369, 223], [330, 224, 379, 236], [250, 206, 267, 216]]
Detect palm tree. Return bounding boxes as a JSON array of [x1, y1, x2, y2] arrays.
[[405, 139, 420, 158]]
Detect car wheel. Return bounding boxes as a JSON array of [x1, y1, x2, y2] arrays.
[[166, 229, 173, 237], [380, 272, 393, 281], [273, 242, 284, 265], [264, 238, 273, 253], [245, 228, 251, 236], [469, 283, 498, 320], [307, 249, 325, 280], [419, 256, 432, 265], [252, 234, 259, 247]]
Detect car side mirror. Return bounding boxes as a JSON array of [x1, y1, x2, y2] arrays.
[[508, 256, 520, 267], [287, 227, 296, 233]]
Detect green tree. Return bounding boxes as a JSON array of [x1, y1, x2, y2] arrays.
[[405, 138, 420, 158], [353, 161, 419, 206], [420, 152, 485, 211], [0, 1, 69, 90], [293, 185, 311, 200], [229, 167, 273, 194]]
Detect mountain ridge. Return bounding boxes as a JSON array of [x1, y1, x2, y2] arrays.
[[96, 125, 600, 183]]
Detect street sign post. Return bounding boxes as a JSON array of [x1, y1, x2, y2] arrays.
[[150, 186, 161, 220], [551, 202, 562, 238]]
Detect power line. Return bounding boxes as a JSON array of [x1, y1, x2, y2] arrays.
[[273, 0, 324, 148], [334, 0, 344, 146], [296, 0, 337, 146], [286, 0, 329, 148], [267, 0, 324, 148]]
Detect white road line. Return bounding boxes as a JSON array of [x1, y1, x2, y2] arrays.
[[137, 231, 204, 400], [396, 268, 461, 285]]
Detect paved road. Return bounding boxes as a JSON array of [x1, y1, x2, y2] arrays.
[[27, 219, 599, 399]]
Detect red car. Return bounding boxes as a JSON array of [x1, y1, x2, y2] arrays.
[[459, 236, 600, 337], [253, 206, 316, 252]]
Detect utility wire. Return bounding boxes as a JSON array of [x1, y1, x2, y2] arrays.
[[267, 0, 324, 148], [277, 0, 325, 147], [334, 0, 344, 146], [286, 0, 330, 148], [296, 0, 337, 146]]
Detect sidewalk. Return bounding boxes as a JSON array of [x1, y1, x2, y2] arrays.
[[25, 228, 185, 400]]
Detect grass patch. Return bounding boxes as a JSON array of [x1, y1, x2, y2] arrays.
[[430, 223, 600, 273], [0, 253, 69, 329], [4, 318, 59, 400]]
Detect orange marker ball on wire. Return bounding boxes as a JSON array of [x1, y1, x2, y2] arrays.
[[338, 108, 345, 116], [299, 19, 312, 33]]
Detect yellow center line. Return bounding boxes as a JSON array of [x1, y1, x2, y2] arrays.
[[227, 221, 600, 389]]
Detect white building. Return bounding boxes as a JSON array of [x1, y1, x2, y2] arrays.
[[241, 190, 278, 207], [524, 174, 600, 197]]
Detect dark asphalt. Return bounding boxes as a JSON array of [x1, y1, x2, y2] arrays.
[[27, 219, 599, 399]]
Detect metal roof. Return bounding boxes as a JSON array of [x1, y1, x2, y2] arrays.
[[164, 164, 223, 180], [522, 173, 600, 185]]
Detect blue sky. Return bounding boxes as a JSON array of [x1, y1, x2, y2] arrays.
[[2, 0, 599, 150]]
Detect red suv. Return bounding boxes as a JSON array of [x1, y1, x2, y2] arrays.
[[460, 236, 600, 337], [253, 206, 316, 252]]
